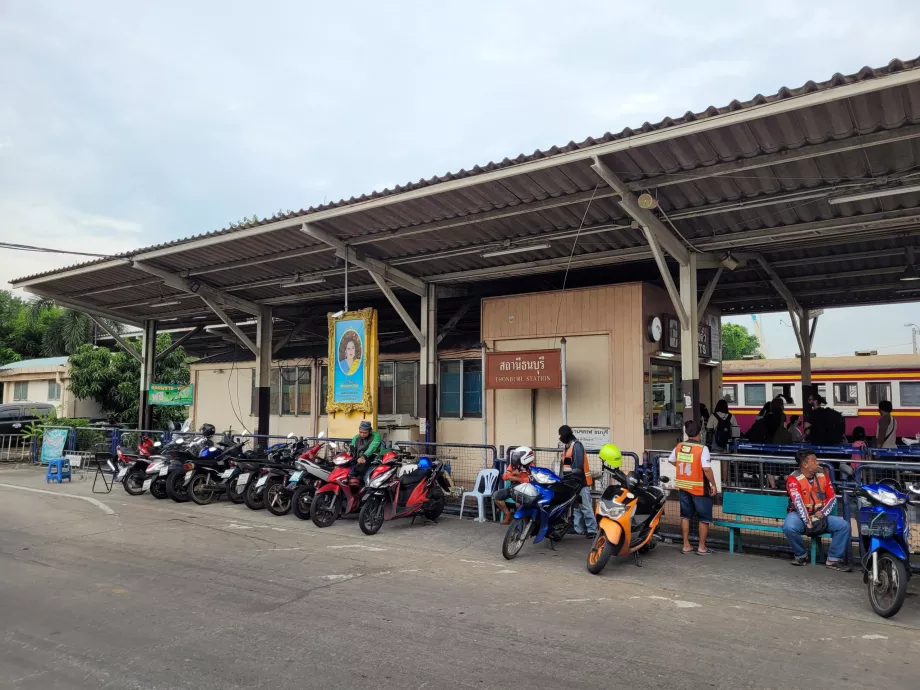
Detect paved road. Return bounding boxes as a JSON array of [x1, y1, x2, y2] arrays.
[[1, 468, 919, 689]]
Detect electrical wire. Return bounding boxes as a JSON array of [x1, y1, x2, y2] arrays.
[[0, 242, 117, 257]]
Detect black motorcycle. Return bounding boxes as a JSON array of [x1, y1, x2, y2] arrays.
[[183, 436, 249, 506]]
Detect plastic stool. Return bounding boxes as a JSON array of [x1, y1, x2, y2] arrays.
[[46, 458, 72, 483]]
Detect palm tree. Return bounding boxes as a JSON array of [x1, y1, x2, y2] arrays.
[[28, 299, 123, 356]]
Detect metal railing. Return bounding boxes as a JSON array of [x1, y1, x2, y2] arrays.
[[392, 441, 497, 502], [0, 434, 31, 462]]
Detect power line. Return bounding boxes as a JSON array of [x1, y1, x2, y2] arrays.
[[0, 242, 116, 258]]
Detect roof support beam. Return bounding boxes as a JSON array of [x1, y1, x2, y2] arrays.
[[201, 296, 259, 357], [272, 316, 315, 355], [156, 326, 203, 361], [24, 287, 143, 329], [590, 156, 691, 265], [753, 254, 803, 314], [301, 223, 427, 296], [697, 266, 723, 318], [437, 298, 476, 345], [368, 273, 423, 345], [132, 261, 262, 316], [641, 225, 688, 327], [87, 316, 143, 364]]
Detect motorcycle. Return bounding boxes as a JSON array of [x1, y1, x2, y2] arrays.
[[241, 435, 305, 511], [265, 433, 329, 517], [586, 460, 669, 574], [165, 432, 213, 502], [358, 453, 450, 535], [143, 419, 194, 499], [183, 436, 250, 506], [309, 445, 373, 528], [115, 436, 157, 496], [856, 479, 920, 618], [501, 465, 581, 560]]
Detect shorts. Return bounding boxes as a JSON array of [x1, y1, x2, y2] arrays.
[[679, 490, 713, 524]]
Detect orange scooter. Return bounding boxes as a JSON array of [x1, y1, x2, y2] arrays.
[[586, 446, 669, 574]]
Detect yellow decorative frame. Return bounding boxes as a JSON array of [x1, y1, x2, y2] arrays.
[[326, 307, 377, 414]]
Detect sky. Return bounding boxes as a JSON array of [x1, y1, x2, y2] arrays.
[[2, 1, 920, 357]]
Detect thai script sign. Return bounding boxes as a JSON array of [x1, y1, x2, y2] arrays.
[[486, 349, 562, 389], [147, 383, 194, 406]]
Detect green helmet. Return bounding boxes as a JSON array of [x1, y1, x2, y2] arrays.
[[599, 444, 623, 469]]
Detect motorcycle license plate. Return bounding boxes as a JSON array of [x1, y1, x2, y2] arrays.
[[236, 472, 250, 489], [159, 466, 169, 476], [255, 475, 268, 488], [184, 470, 194, 483], [221, 469, 234, 479], [142, 479, 152, 491], [289, 471, 303, 483], [116, 468, 127, 481]]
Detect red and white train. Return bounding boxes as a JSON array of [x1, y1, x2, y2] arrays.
[[721, 354, 920, 438]]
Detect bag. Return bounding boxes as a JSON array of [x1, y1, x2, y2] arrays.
[[805, 516, 828, 537], [714, 414, 733, 448], [810, 408, 846, 445], [746, 417, 769, 443]]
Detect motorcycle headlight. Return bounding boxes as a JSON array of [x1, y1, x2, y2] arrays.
[[865, 488, 906, 507], [597, 499, 629, 519]]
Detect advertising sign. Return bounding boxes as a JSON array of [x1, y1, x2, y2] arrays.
[[485, 349, 562, 389], [147, 384, 194, 406], [326, 307, 378, 414]]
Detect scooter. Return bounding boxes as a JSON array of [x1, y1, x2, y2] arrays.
[[113, 436, 156, 495], [357, 454, 451, 535], [586, 461, 669, 574], [856, 479, 919, 618], [183, 436, 249, 506], [310, 445, 373, 528], [501, 465, 581, 560], [143, 419, 194, 499], [242, 436, 306, 511], [265, 434, 329, 517]]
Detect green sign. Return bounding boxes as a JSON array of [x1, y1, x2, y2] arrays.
[[147, 383, 194, 406]]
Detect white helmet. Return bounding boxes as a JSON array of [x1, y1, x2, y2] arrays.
[[509, 446, 535, 468]]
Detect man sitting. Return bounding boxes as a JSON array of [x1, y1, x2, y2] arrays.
[[783, 449, 851, 571], [349, 420, 382, 481]]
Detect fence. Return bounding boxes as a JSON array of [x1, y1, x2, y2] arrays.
[[0, 434, 31, 462], [392, 441, 497, 502]]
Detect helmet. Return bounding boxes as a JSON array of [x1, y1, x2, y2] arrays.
[[199, 423, 216, 437], [509, 446, 535, 468], [418, 457, 431, 471], [599, 444, 622, 469]]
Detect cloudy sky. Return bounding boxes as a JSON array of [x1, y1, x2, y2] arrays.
[[2, 1, 920, 356]]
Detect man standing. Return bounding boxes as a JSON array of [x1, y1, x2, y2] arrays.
[[670, 419, 717, 555], [875, 400, 898, 449], [350, 420, 382, 479], [783, 449, 851, 570], [559, 425, 597, 537]]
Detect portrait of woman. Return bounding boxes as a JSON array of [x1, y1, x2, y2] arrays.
[[338, 330, 363, 376]]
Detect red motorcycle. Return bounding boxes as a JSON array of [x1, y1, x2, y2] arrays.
[[357, 456, 451, 535], [309, 445, 371, 528], [115, 435, 157, 496]]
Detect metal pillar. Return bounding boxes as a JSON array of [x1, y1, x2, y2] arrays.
[[138, 320, 157, 430], [255, 307, 273, 441], [419, 284, 438, 442], [560, 337, 568, 425], [796, 308, 820, 403], [680, 254, 700, 425]]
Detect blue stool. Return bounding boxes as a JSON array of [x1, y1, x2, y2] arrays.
[[46, 458, 72, 483]]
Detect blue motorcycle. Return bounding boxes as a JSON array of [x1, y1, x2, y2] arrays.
[[501, 466, 581, 560], [856, 479, 919, 618]]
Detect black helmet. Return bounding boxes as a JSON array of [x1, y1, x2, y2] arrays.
[[199, 423, 216, 437]]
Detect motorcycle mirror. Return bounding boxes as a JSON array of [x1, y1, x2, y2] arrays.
[[153, 441, 162, 447], [908, 483, 920, 495], [181, 418, 192, 432], [318, 431, 325, 439]]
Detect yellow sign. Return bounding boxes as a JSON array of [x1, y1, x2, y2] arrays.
[[325, 308, 378, 439]]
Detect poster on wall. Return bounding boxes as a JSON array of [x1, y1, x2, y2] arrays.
[[571, 427, 610, 450], [147, 383, 194, 406], [326, 307, 377, 413]]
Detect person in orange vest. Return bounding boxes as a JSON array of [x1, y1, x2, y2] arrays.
[[669, 419, 717, 555], [783, 449, 852, 570], [559, 425, 597, 537]]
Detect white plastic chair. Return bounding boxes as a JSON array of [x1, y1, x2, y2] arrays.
[[459, 469, 500, 522]]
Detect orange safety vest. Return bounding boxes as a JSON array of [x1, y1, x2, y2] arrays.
[[562, 443, 593, 486], [673, 442, 707, 496], [789, 471, 829, 515]]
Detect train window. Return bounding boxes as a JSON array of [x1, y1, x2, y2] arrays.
[[866, 382, 891, 406], [720, 384, 738, 404], [744, 384, 766, 406], [772, 384, 794, 404], [833, 382, 858, 405], [900, 382, 920, 406]]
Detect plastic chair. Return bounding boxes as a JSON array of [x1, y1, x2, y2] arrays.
[[459, 469, 499, 522], [46, 458, 72, 483]]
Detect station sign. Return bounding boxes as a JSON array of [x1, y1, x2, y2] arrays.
[[486, 349, 562, 389]]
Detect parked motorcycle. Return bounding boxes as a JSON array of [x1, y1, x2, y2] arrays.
[[115, 435, 157, 496], [264, 433, 329, 517], [241, 435, 305, 511], [183, 436, 250, 506], [165, 431, 213, 502], [143, 419, 194, 499], [309, 445, 373, 528], [358, 454, 450, 535], [856, 479, 919, 618], [586, 454, 669, 574]]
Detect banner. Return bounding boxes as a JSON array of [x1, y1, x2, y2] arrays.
[[41, 428, 69, 463], [147, 383, 194, 406], [485, 349, 562, 389], [326, 308, 378, 414]]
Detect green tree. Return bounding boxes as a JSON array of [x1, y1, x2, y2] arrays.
[[68, 334, 190, 428], [722, 322, 762, 360]]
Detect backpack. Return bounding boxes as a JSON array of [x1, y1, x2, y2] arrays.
[[746, 417, 769, 443], [714, 414, 733, 448]]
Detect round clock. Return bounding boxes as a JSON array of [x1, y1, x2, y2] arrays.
[[647, 316, 663, 343]]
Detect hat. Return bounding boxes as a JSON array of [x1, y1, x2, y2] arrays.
[[359, 421, 372, 432]]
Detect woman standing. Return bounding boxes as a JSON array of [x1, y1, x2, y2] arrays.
[[707, 399, 740, 452]]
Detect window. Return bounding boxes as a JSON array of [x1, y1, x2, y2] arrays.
[[772, 384, 794, 404], [866, 382, 891, 406], [744, 383, 766, 407], [280, 366, 311, 416], [900, 381, 920, 406], [378, 362, 394, 416], [394, 361, 417, 416], [438, 360, 482, 419], [720, 384, 738, 405], [834, 382, 858, 405], [250, 368, 286, 416], [320, 365, 328, 415], [13, 382, 28, 401], [651, 363, 682, 429], [47, 381, 61, 401]]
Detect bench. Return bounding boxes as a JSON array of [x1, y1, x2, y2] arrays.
[[714, 491, 832, 563]]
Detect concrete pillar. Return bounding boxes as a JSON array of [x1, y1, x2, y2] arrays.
[[255, 307, 273, 442], [680, 253, 699, 425], [419, 283, 438, 442], [138, 320, 157, 430]]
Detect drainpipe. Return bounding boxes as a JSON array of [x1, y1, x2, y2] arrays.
[[481, 343, 488, 463], [560, 337, 568, 426]]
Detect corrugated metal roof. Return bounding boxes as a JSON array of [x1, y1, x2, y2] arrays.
[[0, 356, 69, 371]]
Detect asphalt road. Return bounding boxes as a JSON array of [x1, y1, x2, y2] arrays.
[[1, 468, 919, 689]]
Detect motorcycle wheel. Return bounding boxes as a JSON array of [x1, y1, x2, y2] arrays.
[[226, 477, 245, 504], [359, 498, 386, 535], [264, 479, 292, 516], [586, 532, 613, 574], [310, 492, 339, 528], [150, 477, 168, 500], [123, 468, 147, 496], [189, 473, 216, 506], [291, 485, 314, 520], [165, 471, 190, 503], [423, 497, 445, 521], [244, 480, 266, 511], [502, 517, 530, 560], [867, 553, 908, 618]]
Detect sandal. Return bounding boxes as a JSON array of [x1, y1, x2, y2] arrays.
[[696, 548, 716, 556], [681, 547, 695, 554]]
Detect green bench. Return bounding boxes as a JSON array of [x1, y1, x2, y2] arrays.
[[714, 491, 833, 563]]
